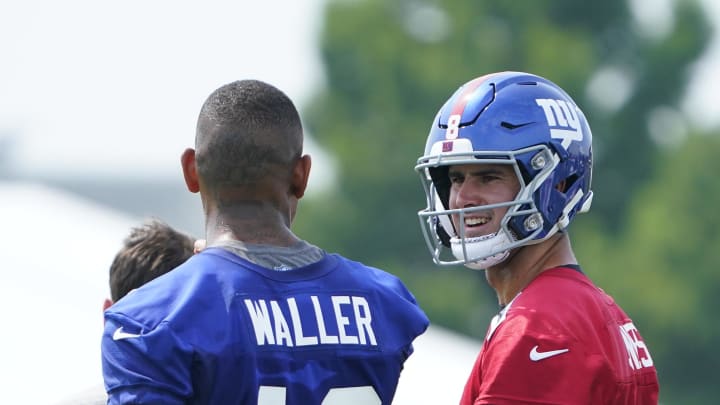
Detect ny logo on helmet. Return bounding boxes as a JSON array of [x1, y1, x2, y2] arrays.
[[535, 98, 584, 149]]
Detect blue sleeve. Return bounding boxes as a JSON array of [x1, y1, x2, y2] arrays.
[[102, 315, 194, 405]]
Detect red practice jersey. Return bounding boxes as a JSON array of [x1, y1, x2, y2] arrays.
[[461, 267, 659, 405]]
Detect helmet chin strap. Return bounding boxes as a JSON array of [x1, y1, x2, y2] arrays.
[[450, 232, 512, 270]]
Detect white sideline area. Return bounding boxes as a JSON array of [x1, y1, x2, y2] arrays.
[[0, 182, 481, 404]]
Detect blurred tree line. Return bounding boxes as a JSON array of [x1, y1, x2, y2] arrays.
[[293, 0, 717, 402]]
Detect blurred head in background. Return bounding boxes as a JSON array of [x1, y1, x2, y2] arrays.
[[104, 219, 195, 309]]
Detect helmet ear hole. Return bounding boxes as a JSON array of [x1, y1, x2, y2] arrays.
[[556, 174, 579, 193], [555, 179, 567, 193]]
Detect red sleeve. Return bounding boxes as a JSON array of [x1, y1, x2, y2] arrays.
[[459, 348, 484, 405]]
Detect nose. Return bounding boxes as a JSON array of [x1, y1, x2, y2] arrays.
[[452, 180, 484, 209]]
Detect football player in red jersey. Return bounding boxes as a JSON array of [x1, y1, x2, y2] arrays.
[[415, 71, 659, 404]]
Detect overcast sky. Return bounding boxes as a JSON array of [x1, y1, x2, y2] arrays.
[[0, 0, 331, 186], [1, 0, 719, 188]]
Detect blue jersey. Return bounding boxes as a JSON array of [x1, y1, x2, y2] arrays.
[[102, 248, 429, 405]]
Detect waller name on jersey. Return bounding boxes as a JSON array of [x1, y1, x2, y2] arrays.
[[243, 294, 378, 348]]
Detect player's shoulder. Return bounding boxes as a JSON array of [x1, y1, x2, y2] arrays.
[[518, 267, 600, 308], [330, 254, 410, 290], [330, 253, 398, 276], [330, 254, 429, 342], [496, 267, 611, 339], [486, 292, 574, 355], [330, 254, 426, 315]]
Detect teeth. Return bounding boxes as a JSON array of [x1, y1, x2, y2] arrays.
[[466, 217, 489, 226]]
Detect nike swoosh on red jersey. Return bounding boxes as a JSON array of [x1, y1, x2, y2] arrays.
[[529, 345, 569, 361]]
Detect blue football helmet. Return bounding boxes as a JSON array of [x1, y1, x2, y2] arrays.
[[415, 72, 593, 269]]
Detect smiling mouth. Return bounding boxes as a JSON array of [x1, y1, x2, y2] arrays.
[[465, 216, 489, 227], [457, 216, 494, 237]]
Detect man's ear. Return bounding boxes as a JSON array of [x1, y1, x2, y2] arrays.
[[181, 148, 200, 193], [193, 239, 206, 254], [103, 298, 113, 312], [291, 154, 312, 199]]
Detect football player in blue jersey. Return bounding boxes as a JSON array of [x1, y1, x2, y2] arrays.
[[101, 79, 429, 405]]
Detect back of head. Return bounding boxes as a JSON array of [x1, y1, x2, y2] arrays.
[[194, 80, 304, 193], [109, 219, 195, 301]]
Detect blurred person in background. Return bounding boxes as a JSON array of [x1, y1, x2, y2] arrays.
[[101, 79, 429, 404], [415, 71, 659, 404], [104, 219, 196, 310], [56, 219, 196, 405]]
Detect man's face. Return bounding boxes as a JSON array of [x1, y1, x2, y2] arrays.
[[447, 163, 521, 239]]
